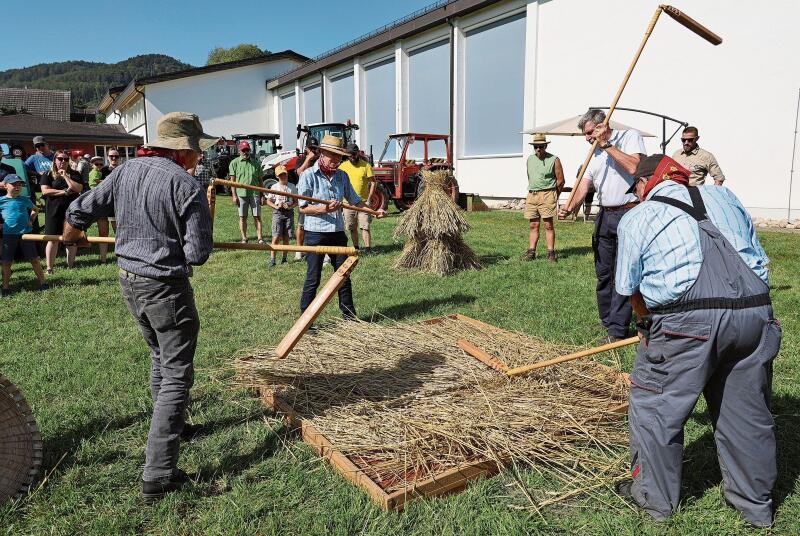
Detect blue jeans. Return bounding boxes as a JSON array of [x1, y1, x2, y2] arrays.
[[119, 270, 199, 481], [300, 231, 356, 318]]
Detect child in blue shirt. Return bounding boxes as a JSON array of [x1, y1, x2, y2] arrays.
[[0, 175, 47, 296]]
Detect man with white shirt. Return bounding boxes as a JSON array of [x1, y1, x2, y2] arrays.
[[558, 109, 646, 341]]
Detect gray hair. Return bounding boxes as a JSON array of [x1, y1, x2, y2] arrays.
[[578, 109, 606, 131]]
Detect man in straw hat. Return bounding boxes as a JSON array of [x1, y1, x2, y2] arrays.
[[522, 133, 564, 262], [297, 134, 385, 318], [614, 154, 779, 527], [63, 112, 216, 501]]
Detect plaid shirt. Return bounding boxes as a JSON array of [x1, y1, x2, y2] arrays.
[[66, 156, 214, 279]]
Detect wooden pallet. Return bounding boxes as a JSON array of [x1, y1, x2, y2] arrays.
[[259, 314, 631, 511]]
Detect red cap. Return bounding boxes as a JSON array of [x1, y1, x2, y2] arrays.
[[70, 149, 83, 158], [238, 141, 251, 151]]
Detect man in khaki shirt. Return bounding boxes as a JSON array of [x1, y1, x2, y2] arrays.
[[672, 126, 725, 186]]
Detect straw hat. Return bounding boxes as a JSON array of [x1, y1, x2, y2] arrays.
[[317, 134, 350, 157], [529, 133, 549, 146], [0, 374, 42, 505], [145, 112, 219, 152]]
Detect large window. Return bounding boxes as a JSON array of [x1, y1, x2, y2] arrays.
[[280, 92, 297, 149], [302, 83, 322, 124], [463, 13, 526, 156], [123, 99, 145, 131], [364, 57, 396, 159], [408, 39, 450, 159], [329, 72, 355, 124]]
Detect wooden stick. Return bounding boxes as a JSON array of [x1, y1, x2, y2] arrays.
[[21, 234, 357, 256], [212, 178, 381, 217], [206, 183, 216, 221], [563, 7, 664, 211], [275, 255, 359, 359], [457, 340, 508, 372], [506, 336, 639, 377]]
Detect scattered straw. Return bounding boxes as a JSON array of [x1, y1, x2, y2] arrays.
[[234, 317, 629, 503]]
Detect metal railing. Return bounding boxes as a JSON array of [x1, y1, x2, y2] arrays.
[[271, 0, 456, 82]]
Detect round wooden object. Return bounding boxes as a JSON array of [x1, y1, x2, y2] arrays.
[[0, 373, 42, 504]]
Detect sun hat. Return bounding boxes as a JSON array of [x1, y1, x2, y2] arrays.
[[529, 133, 549, 146], [275, 165, 288, 176], [317, 134, 349, 157], [145, 112, 219, 152]]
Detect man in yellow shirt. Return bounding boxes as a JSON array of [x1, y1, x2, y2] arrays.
[[339, 144, 376, 252]]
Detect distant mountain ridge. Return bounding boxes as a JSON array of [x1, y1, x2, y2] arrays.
[[0, 55, 193, 107]]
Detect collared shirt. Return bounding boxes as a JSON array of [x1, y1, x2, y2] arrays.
[[228, 155, 264, 197], [297, 162, 361, 233], [66, 156, 214, 279], [616, 181, 769, 308], [585, 129, 646, 207], [672, 145, 725, 186]]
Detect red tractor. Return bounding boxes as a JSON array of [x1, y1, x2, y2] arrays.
[[369, 133, 458, 211]]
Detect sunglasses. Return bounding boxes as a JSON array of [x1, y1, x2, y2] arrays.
[[109, 155, 119, 159], [55, 157, 69, 161], [533, 144, 547, 149], [681, 137, 697, 143]]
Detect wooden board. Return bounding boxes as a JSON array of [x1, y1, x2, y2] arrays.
[[258, 314, 630, 512]]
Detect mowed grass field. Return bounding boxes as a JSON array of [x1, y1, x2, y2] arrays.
[[1, 204, 798, 535]]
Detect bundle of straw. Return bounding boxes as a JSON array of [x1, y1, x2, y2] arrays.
[[393, 170, 481, 275], [235, 317, 630, 502]]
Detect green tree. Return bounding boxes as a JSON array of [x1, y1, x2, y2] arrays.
[[206, 44, 268, 65]]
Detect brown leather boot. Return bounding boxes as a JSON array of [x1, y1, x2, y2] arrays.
[[547, 250, 557, 263]]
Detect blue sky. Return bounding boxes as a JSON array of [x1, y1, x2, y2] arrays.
[[1, 0, 438, 71]]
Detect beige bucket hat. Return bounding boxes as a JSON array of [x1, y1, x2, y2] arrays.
[[317, 134, 350, 157], [529, 133, 549, 146], [146, 112, 219, 152]]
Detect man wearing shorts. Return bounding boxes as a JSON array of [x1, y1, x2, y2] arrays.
[[229, 141, 265, 243], [339, 144, 375, 253], [522, 134, 564, 262]]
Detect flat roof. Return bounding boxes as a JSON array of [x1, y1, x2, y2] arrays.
[[268, 0, 498, 88]]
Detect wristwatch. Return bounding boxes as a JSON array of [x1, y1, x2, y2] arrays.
[[599, 142, 612, 150]]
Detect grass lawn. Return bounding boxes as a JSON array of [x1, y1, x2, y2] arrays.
[[1, 204, 798, 535]]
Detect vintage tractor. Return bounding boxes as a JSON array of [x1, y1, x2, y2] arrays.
[[262, 121, 361, 186], [370, 133, 458, 211]]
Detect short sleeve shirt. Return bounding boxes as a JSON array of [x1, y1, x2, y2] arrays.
[[40, 169, 85, 209], [585, 129, 646, 207], [228, 156, 264, 197], [268, 182, 297, 207], [0, 196, 34, 234], [24, 153, 54, 175], [338, 159, 374, 199]]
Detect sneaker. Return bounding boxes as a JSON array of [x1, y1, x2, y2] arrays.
[[521, 249, 536, 261], [323, 256, 331, 266], [281, 257, 288, 264], [141, 469, 191, 502], [269, 259, 277, 267], [294, 252, 302, 261], [547, 250, 558, 263]]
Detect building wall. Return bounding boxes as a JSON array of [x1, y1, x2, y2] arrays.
[[143, 59, 302, 142], [267, 0, 800, 219]]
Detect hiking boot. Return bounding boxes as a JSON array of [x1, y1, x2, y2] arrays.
[[281, 256, 288, 264], [141, 469, 191, 503], [521, 248, 536, 261], [547, 250, 557, 263], [269, 259, 277, 267]]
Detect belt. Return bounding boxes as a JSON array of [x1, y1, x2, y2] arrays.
[[651, 293, 772, 314], [601, 202, 639, 212], [119, 268, 188, 283], [528, 188, 556, 193]]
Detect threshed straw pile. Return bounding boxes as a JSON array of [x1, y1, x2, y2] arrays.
[[393, 170, 481, 275], [235, 317, 630, 505]]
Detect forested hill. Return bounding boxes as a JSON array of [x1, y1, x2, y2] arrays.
[[0, 55, 193, 106]]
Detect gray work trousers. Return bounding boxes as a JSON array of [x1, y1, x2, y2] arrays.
[[119, 270, 199, 482], [629, 307, 781, 527]]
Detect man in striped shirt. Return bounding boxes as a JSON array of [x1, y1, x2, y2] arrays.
[[614, 155, 780, 528], [64, 112, 216, 502]]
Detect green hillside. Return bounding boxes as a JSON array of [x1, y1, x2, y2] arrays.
[[0, 54, 193, 107]]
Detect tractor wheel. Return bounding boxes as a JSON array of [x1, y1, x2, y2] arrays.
[[368, 185, 389, 212], [393, 196, 415, 212]]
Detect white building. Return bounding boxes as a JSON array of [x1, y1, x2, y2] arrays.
[[103, 1, 800, 219]]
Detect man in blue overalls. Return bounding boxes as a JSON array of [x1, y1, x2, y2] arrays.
[[614, 154, 781, 528]]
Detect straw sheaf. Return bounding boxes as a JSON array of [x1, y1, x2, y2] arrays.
[[234, 317, 630, 499]]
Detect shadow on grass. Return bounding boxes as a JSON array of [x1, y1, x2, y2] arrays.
[[369, 292, 476, 321], [479, 254, 509, 267], [682, 394, 799, 508], [369, 242, 404, 255], [556, 245, 594, 259]]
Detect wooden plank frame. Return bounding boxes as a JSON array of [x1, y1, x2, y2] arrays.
[[258, 314, 630, 512]]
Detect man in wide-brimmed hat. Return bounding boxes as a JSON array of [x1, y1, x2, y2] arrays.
[[522, 133, 565, 262], [297, 134, 386, 318], [64, 111, 217, 501]]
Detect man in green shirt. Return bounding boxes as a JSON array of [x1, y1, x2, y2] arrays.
[[229, 141, 265, 243], [522, 134, 565, 262]]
